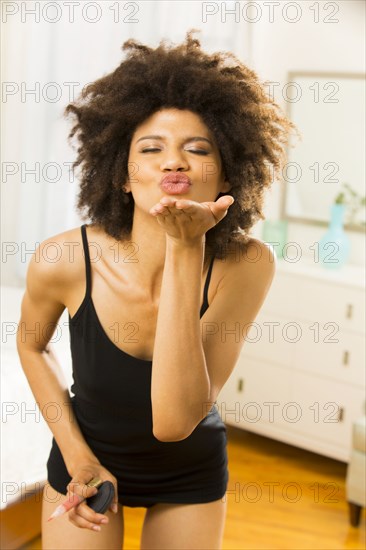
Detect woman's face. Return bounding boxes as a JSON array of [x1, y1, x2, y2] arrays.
[[125, 108, 231, 211]]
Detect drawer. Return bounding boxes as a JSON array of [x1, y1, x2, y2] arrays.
[[216, 356, 292, 428], [290, 372, 366, 449], [240, 310, 295, 368], [292, 324, 365, 386], [264, 273, 365, 333]]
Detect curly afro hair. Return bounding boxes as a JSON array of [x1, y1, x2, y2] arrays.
[[65, 28, 298, 261]]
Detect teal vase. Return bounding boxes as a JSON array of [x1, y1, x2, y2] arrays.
[[319, 204, 350, 269]]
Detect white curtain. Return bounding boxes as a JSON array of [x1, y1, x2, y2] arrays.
[[2, 1, 252, 282]]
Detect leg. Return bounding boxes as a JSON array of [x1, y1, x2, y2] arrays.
[[348, 501, 362, 527], [41, 482, 124, 549], [140, 497, 227, 549]]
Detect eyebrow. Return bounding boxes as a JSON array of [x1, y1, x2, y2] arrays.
[[135, 135, 213, 146]]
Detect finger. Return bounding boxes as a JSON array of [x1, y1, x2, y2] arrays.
[[69, 502, 108, 531], [217, 195, 235, 209], [159, 197, 177, 207], [65, 477, 100, 527], [150, 203, 171, 216], [71, 500, 109, 526], [209, 196, 235, 222], [152, 207, 171, 218], [154, 208, 189, 222], [109, 480, 119, 514], [156, 204, 189, 218], [67, 479, 98, 501], [168, 206, 186, 216], [150, 197, 176, 214], [156, 198, 192, 216], [175, 200, 195, 210], [161, 200, 193, 216]]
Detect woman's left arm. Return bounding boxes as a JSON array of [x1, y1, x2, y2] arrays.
[[151, 235, 210, 442], [149, 196, 276, 442]]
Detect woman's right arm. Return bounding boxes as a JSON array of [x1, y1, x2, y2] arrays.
[[16, 237, 99, 475]]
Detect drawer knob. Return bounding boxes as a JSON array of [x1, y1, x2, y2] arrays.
[[343, 350, 350, 366], [346, 304, 353, 319]]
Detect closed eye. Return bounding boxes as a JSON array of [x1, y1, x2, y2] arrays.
[[141, 148, 209, 155]]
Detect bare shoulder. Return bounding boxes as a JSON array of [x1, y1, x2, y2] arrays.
[[218, 236, 276, 291], [242, 236, 277, 272], [17, 226, 85, 352], [27, 225, 85, 306]]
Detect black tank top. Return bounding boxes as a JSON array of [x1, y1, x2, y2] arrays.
[[67, 224, 216, 449]]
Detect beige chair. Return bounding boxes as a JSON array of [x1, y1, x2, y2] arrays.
[[346, 410, 366, 527]]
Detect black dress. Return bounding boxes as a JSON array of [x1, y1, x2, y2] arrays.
[[46, 224, 229, 508]]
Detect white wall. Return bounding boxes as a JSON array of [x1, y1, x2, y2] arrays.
[[1, 1, 365, 287], [248, 0, 365, 266], [1, 0, 252, 286]]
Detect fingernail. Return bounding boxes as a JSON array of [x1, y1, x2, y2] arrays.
[[92, 525, 101, 532], [112, 503, 118, 513]]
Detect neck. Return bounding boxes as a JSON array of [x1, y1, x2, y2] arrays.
[[120, 208, 210, 302]]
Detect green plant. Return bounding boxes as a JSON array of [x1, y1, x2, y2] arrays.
[[335, 183, 366, 226]]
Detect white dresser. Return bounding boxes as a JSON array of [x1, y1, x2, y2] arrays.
[[216, 257, 365, 462]]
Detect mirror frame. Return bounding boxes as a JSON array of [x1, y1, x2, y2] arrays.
[[280, 71, 365, 233]]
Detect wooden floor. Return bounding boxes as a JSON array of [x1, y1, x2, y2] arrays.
[[25, 425, 365, 549]]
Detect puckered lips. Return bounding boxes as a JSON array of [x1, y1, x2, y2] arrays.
[[159, 173, 192, 195]]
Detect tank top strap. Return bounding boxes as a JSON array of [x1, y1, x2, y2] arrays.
[[200, 253, 215, 316], [79, 224, 213, 316], [80, 224, 92, 297]]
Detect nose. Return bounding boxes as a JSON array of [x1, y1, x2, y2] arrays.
[[160, 148, 189, 172]]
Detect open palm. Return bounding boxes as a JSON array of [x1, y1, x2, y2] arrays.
[[149, 195, 235, 244]]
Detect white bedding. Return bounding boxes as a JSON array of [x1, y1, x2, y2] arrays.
[[1, 286, 74, 509]]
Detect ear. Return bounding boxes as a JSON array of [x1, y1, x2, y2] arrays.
[[220, 178, 232, 193], [218, 165, 232, 193], [122, 181, 131, 193]]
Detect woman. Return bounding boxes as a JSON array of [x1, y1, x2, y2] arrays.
[[17, 30, 296, 549]]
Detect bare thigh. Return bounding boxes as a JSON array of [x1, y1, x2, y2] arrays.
[[41, 483, 124, 550], [140, 498, 227, 550]]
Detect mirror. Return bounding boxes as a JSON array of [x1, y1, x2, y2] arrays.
[[280, 72, 365, 232]]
